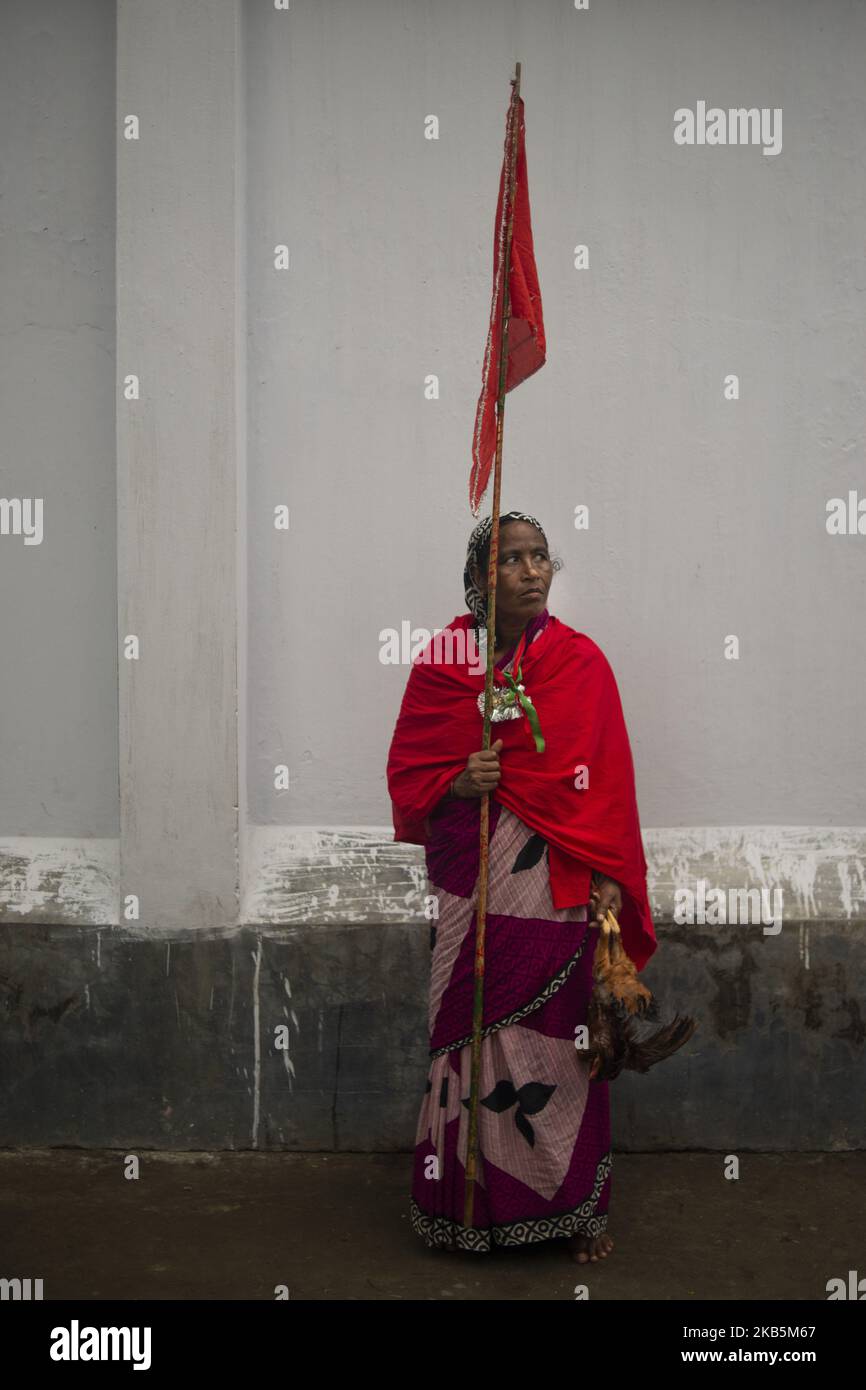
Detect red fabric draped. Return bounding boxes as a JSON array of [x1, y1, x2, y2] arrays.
[[386, 613, 657, 971], [470, 96, 546, 516]]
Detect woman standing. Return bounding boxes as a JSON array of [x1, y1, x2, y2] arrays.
[[386, 511, 656, 1261]]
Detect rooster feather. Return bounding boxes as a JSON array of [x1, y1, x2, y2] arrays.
[[586, 911, 697, 1082]]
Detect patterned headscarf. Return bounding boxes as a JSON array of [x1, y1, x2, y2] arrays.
[[463, 510, 549, 624]]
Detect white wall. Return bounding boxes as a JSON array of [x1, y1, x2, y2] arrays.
[[2, 1, 864, 930], [0, 0, 118, 838], [244, 0, 866, 831]]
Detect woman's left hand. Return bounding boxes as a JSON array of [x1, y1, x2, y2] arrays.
[[590, 873, 622, 926]]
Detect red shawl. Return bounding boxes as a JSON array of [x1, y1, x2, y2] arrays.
[[386, 612, 657, 970]]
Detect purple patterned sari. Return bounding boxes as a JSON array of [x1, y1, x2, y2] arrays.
[[409, 613, 612, 1252]]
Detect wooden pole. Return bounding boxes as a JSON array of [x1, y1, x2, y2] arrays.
[[464, 61, 522, 1229]]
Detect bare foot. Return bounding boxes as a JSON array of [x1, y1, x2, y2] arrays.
[[569, 1231, 614, 1263]]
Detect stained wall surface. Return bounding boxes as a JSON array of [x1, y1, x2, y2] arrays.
[[244, 0, 866, 829], [0, 1, 863, 1154]]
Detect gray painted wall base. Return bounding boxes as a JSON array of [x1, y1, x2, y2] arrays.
[[0, 919, 862, 1152]]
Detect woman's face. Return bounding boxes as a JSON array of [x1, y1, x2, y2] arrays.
[[472, 521, 554, 626]]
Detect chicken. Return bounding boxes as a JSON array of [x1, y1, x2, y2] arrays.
[[586, 911, 697, 1082]]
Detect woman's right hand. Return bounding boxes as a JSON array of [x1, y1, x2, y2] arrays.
[[452, 739, 504, 798]]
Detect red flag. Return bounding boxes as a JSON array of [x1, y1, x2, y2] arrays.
[[470, 94, 546, 516]]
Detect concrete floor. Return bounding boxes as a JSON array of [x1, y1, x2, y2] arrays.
[[0, 1149, 862, 1301]]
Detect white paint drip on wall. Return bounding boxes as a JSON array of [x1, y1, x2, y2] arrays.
[[647, 826, 863, 923], [282, 1044, 295, 1091], [243, 824, 866, 926], [3, 827, 864, 929], [279, 973, 298, 1092], [251, 937, 262, 1148], [837, 859, 857, 918], [0, 838, 119, 924]]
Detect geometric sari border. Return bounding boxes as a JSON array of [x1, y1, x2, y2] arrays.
[[429, 931, 591, 1059], [409, 1150, 612, 1253]]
